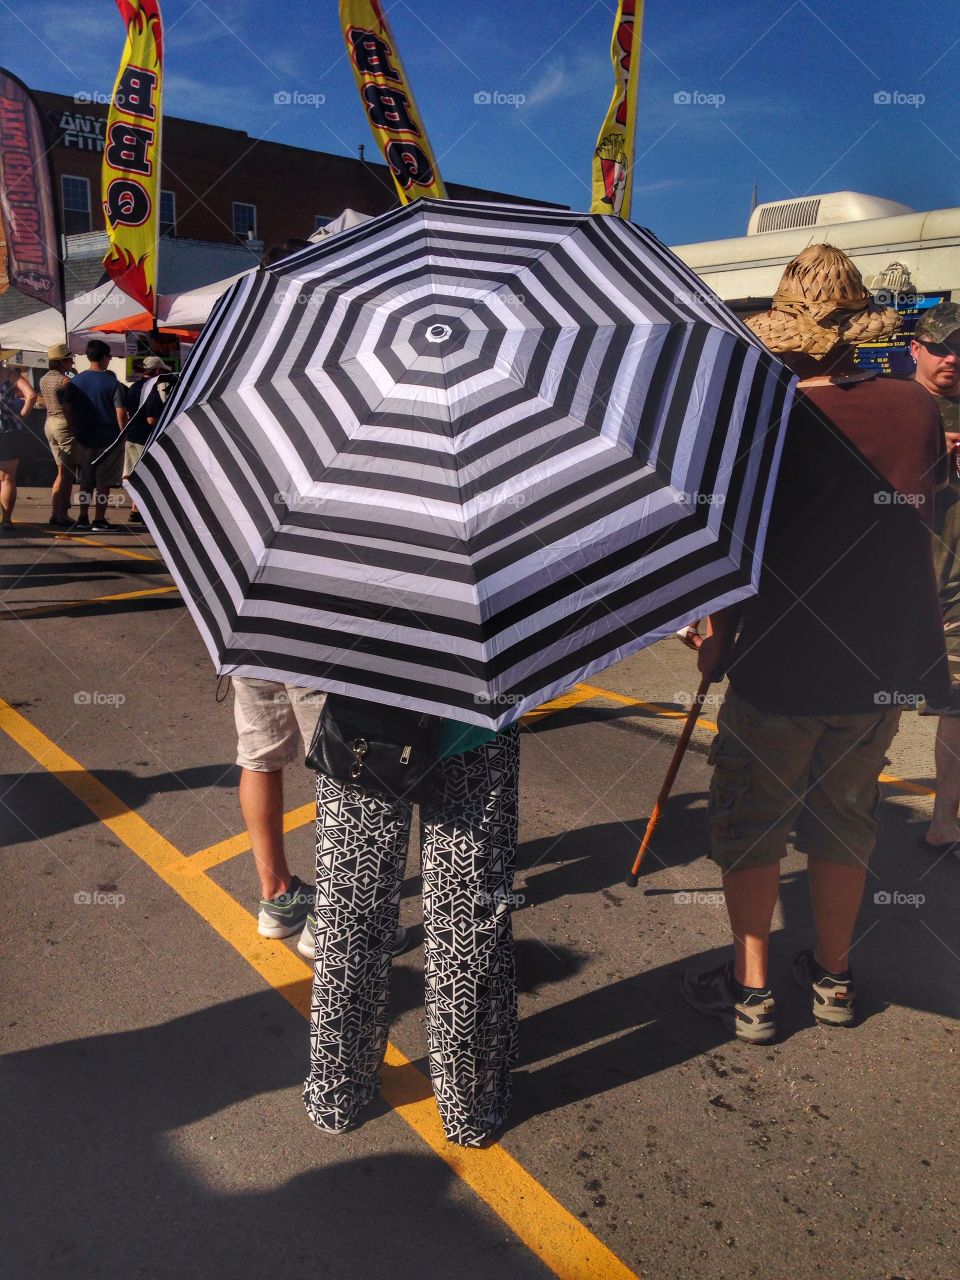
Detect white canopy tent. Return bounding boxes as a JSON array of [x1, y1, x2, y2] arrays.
[[0, 280, 143, 357], [0, 210, 375, 354], [160, 208, 373, 328]]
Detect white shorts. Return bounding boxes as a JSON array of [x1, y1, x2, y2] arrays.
[[233, 676, 325, 771]]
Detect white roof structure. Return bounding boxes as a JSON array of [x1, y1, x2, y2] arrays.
[[160, 208, 373, 328], [0, 280, 143, 355], [0, 212, 375, 351]]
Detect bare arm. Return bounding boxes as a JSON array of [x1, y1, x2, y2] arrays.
[[697, 605, 741, 681], [16, 375, 37, 417]]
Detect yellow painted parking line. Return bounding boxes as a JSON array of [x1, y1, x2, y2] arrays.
[[186, 684, 611, 876], [0, 694, 638, 1280], [185, 801, 315, 875], [1, 583, 179, 620], [522, 683, 600, 723], [49, 533, 160, 562], [878, 773, 933, 797], [582, 681, 935, 799], [578, 681, 719, 734]]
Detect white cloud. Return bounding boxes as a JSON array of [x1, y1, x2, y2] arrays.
[[635, 178, 687, 196], [523, 50, 612, 110], [524, 64, 568, 109]]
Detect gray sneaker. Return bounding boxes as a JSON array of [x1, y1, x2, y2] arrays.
[[793, 949, 856, 1026], [680, 960, 777, 1044], [297, 914, 409, 960], [257, 876, 315, 939]]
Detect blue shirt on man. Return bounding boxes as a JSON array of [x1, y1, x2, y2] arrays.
[[66, 370, 126, 447]]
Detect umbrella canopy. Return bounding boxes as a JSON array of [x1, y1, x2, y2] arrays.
[[129, 199, 794, 730]]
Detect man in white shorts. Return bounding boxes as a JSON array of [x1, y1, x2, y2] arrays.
[[233, 677, 325, 938]]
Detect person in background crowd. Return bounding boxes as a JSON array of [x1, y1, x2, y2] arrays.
[[39, 343, 79, 528], [64, 339, 128, 533], [682, 246, 949, 1043], [911, 303, 960, 862], [124, 355, 174, 526], [0, 358, 38, 531]]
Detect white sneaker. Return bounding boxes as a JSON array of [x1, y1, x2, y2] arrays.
[[257, 875, 314, 939]]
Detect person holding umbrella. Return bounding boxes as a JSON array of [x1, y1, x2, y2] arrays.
[[126, 199, 796, 1135], [681, 245, 949, 1043], [302, 712, 519, 1146]]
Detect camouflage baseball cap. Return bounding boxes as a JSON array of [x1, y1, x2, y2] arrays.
[[915, 302, 960, 343]]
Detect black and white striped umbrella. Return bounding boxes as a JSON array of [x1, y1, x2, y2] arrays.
[[129, 199, 794, 730]]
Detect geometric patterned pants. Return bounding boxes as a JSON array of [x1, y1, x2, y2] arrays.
[[303, 726, 520, 1146]]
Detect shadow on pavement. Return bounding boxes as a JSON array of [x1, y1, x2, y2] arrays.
[[2, 596, 182, 622], [517, 796, 709, 903], [1, 558, 169, 586], [506, 799, 960, 1122], [0, 765, 238, 846], [1, 986, 549, 1280]]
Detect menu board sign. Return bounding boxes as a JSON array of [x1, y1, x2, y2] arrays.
[[855, 292, 949, 377]]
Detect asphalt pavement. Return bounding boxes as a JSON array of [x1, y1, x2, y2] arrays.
[[2, 487, 958, 1280]]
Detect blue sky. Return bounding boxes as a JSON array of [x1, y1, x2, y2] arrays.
[[6, 0, 960, 244]]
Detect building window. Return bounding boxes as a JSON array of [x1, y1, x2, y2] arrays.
[[314, 214, 332, 231], [232, 201, 257, 243], [159, 189, 176, 237], [61, 175, 91, 234]]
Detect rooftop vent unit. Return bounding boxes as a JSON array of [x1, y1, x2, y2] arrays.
[[747, 191, 914, 236]]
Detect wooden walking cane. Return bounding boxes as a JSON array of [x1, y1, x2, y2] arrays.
[[625, 671, 712, 887]]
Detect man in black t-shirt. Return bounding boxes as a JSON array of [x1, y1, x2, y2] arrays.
[[680, 246, 949, 1045], [124, 356, 173, 526]]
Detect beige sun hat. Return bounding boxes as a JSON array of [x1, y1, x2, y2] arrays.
[[47, 342, 72, 362], [745, 244, 900, 358]]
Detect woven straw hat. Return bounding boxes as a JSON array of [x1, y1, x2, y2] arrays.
[[745, 244, 899, 358]]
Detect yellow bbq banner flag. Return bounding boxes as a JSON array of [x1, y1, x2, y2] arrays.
[[101, 0, 164, 314], [340, 0, 447, 203], [590, 0, 643, 219]]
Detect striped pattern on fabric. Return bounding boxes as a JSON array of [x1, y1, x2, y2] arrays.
[[129, 200, 795, 730]]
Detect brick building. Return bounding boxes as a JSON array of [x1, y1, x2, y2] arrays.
[[37, 88, 558, 253]]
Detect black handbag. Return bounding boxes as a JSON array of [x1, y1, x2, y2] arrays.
[[305, 693, 443, 803]]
